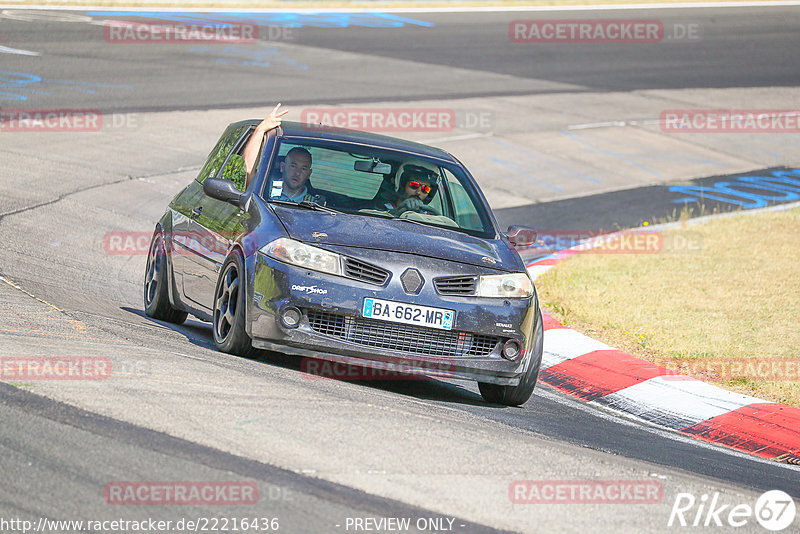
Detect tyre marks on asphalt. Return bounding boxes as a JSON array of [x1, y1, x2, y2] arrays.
[[0, 274, 88, 336], [0, 381, 507, 534]]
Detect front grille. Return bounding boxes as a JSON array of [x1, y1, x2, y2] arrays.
[[305, 309, 500, 358], [344, 258, 390, 285], [434, 276, 477, 296]]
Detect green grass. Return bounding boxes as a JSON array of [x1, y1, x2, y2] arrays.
[[537, 206, 800, 407]]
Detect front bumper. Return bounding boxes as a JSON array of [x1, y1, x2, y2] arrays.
[[247, 252, 540, 386]]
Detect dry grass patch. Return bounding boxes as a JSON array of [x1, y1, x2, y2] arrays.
[[537, 206, 800, 407]]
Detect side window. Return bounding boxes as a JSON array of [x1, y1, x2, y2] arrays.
[[221, 154, 247, 192], [195, 123, 250, 184], [270, 142, 384, 200], [444, 168, 482, 232], [217, 126, 259, 192]]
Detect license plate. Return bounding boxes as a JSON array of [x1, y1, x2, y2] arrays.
[[362, 298, 455, 331]]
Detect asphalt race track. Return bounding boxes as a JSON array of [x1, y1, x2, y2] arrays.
[[1, 4, 799, 533]]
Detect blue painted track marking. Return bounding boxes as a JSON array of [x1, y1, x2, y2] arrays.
[[492, 138, 601, 185], [489, 157, 564, 193], [86, 11, 435, 29], [669, 168, 800, 208], [561, 130, 664, 179], [190, 45, 308, 70], [0, 70, 132, 101]]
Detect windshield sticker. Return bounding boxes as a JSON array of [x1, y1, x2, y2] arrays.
[[270, 180, 283, 198]]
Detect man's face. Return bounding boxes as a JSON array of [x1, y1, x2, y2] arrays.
[[404, 177, 432, 201], [281, 151, 312, 194]]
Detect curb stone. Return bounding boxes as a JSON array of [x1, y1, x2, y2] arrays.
[[524, 210, 800, 464]]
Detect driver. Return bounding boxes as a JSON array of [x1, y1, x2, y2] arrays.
[[272, 147, 315, 202], [242, 104, 325, 204], [381, 164, 440, 217]]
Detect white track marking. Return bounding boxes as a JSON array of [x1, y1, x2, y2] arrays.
[[419, 132, 493, 144], [0, 9, 91, 22], [526, 264, 555, 280], [542, 328, 616, 369], [599, 375, 765, 429], [0, 44, 40, 56]]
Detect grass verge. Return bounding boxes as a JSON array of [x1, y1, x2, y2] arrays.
[[536, 205, 800, 408]]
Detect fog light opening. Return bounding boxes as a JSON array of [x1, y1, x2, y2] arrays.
[[281, 307, 302, 328], [502, 339, 522, 361]]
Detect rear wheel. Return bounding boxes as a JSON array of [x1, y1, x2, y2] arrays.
[[212, 250, 256, 357], [144, 231, 188, 324], [479, 309, 543, 406]]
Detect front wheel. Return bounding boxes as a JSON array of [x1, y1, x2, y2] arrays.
[[144, 231, 188, 325], [479, 309, 543, 406], [212, 250, 256, 357]]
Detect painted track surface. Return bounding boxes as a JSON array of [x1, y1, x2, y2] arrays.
[[1, 6, 799, 532]]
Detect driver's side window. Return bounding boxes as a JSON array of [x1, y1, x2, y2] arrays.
[[221, 154, 247, 192], [218, 128, 257, 192]]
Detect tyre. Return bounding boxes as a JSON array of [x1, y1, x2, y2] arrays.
[[212, 250, 256, 357], [478, 309, 543, 406], [144, 231, 188, 325]]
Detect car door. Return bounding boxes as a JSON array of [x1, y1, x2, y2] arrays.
[[173, 123, 252, 310]]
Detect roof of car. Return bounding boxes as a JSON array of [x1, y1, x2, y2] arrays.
[[246, 119, 458, 163]]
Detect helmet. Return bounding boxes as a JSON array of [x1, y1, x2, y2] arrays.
[[395, 161, 440, 205]]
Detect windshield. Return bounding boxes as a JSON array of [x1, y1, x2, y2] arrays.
[[262, 138, 495, 238]]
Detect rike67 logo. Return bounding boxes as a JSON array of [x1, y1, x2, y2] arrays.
[[669, 490, 796, 531]]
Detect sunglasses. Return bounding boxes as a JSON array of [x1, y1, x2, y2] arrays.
[[407, 180, 432, 194]]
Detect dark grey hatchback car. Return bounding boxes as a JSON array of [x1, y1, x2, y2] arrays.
[[144, 120, 543, 405]]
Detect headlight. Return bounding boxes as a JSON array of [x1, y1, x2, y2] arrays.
[[260, 237, 342, 276], [477, 272, 533, 298]]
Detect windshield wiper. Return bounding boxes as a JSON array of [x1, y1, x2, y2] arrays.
[[298, 200, 341, 213], [269, 199, 341, 214]]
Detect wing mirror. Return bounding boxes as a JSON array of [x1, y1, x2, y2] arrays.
[[205, 155, 252, 209], [204, 177, 249, 210], [505, 225, 537, 248]]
